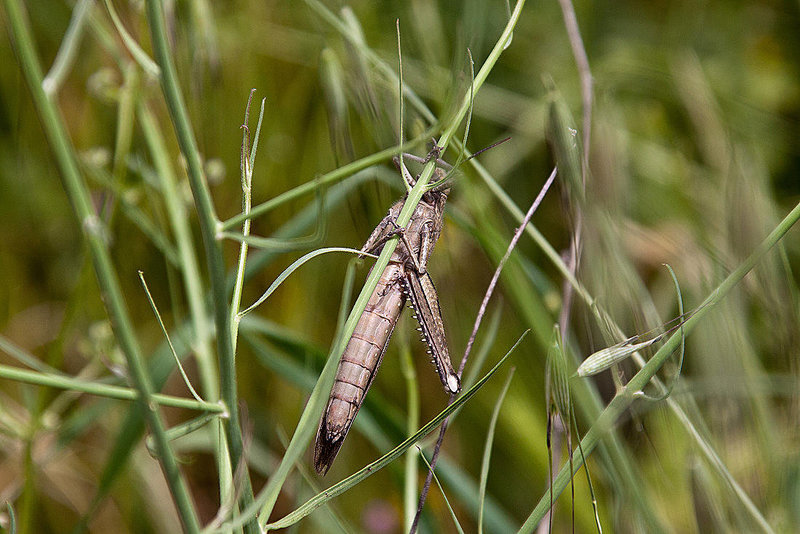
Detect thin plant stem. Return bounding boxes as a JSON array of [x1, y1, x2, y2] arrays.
[[239, 247, 373, 318], [401, 345, 420, 533], [478, 368, 516, 534], [221, 132, 434, 231], [143, 2, 259, 532], [230, 91, 261, 355], [102, 0, 160, 77], [418, 449, 465, 534], [397, 19, 409, 193], [0, 363, 224, 412], [139, 271, 205, 404], [138, 101, 230, 514], [42, 0, 93, 96]]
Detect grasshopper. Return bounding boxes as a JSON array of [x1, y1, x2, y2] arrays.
[[314, 157, 460, 475]]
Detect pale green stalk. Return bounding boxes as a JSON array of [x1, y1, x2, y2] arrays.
[[221, 132, 434, 231], [102, 0, 160, 77], [401, 345, 420, 532], [144, 2, 256, 531], [42, 0, 93, 95], [0, 364, 224, 412], [139, 271, 205, 404], [478, 368, 515, 534], [223, 93, 265, 534], [138, 102, 229, 521], [231, 95, 266, 353]]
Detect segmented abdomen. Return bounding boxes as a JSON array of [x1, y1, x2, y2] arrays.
[[314, 262, 406, 474]]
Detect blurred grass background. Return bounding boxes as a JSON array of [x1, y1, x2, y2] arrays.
[[1, 0, 799, 532]]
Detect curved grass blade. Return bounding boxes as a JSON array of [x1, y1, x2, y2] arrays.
[[139, 271, 205, 404], [237, 168, 389, 286], [0, 335, 63, 375], [238, 247, 374, 318], [221, 132, 435, 231], [145, 413, 218, 456], [43, 0, 92, 95], [101, 0, 160, 77], [419, 448, 465, 534], [6, 501, 16, 534], [236, 259, 366, 527]]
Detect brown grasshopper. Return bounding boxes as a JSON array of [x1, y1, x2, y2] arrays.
[[314, 157, 460, 475]]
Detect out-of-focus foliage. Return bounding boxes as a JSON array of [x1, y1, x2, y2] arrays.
[[1, 0, 798, 532]]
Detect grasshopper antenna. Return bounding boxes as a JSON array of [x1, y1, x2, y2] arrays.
[[468, 136, 511, 161], [426, 136, 512, 191], [400, 136, 510, 173]]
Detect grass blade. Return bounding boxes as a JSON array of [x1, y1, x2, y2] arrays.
[[478, 367, 515, 534]]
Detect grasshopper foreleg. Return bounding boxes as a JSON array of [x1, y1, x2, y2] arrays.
[[361, 210, 426, 274], [360, 202, 403, 255]]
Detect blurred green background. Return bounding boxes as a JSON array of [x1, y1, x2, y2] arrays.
[[1, 0, 799, 532]]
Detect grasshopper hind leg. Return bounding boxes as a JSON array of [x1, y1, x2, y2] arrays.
[[403, 270, 460, 394]]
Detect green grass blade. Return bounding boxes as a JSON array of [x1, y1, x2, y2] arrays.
[[0, 363, 223, 412], [238, 247, 374, 317], [101, 0, 160, 77], [5, 501, 16, 534], [419, 450, 465, 534], [519, 197, 800, 533], [478, 368, 515, 534], [221, 133, 434, 231], [42, 0, 92, 95]]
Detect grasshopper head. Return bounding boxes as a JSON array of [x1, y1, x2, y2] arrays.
[[423, 168, 451, 207]]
